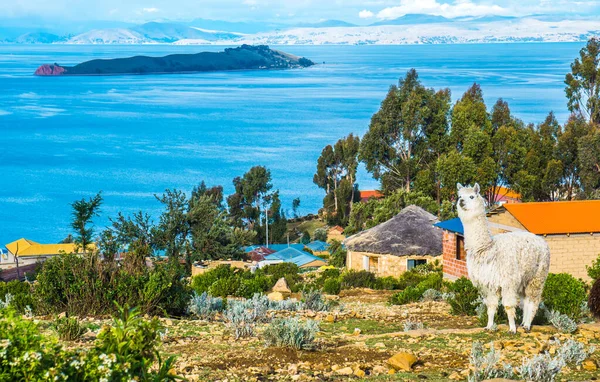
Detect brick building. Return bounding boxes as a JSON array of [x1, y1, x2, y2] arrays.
[[435, 200, 600, 281]]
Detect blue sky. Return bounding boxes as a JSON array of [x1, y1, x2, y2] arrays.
[[2, 0, 599, 23]]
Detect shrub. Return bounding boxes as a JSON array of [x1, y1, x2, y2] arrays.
[[0, 281, 35, 314], [555, 339, 595, 366], [35, 253, 191, 317], [545, 310, 577, 333], [191, 264, 236, 295], [373, 276, 401, 290], [587, 254, 600, 281], [542, 273, 587, 319], [421, 288, 443, 301], [263, 318, 319, 350], [208, 277, 240, 298], [323, 278, 341, 295], [341, 270, 376, 289], [313, 228, 328, 242], [188, 292, 224, 319], [0, 304, 182, 381], [390, 286, 424, 305], [518, 352, 565, 382], [302, 290, 333, 312], [328, 240, 347, 268], [447, 277, 480, 316], [224, 301, 257, 339], [53, 316, 86, 341], [469, 342, 515, 382], [269, 299, 303, 311], [300, 230, 311, 244], [262, 263, 302, 290], [589, 277, 600, 319], [403, 319, 424, 331]]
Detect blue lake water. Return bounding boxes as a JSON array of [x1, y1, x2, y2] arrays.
[[0, 43, 584, 245]]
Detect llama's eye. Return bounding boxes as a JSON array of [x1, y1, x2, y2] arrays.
[[470, 196, 474, 199]]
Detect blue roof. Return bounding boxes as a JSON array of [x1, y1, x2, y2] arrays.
[[305, 240, 330, 252], [244, 243, 305, 253], [434, 218, 464, 235], [265, 247, 326, 267]]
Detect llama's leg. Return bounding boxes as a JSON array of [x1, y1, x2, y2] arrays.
[[484, 294, 499, 330], [501, 290, 518, 333], [523, 276, 545, 330]]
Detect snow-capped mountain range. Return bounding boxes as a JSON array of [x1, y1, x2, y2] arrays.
[[2, 15, 599, 45]]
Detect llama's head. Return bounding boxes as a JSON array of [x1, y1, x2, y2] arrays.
[[456, 183, 486, 221]]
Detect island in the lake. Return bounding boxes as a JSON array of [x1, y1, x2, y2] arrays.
[[34, 45, 314, 76]]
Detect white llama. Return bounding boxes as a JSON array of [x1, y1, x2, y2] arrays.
[[456, 183, 550, 333]]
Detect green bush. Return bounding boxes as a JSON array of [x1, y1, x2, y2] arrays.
[[263, 318, 319, 350], [323, 278, 341, 295], [447, 277, 480, 316], [587, 254, 600, 281], [53, 316, 86, 341], [191, 264, 236, 295], [328, 240, 347, 268], [389, 286, 424, 305], [0, 281, 35, 313], [209, 277, 240, 298], [389, 273, 443, 305], [34, 253, 191, 317], [313, 228, 328, 242], [0, 305, 182, 381], [374, 276, 401, 290], [542, 273, 587, 319], [341, 270, 376, 289]]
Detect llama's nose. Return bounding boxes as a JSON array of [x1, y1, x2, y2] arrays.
[[459, 198, 466, 208]]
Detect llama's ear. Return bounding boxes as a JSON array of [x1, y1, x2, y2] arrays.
[[474, 183, 480, 194], [457, 183, 464, 191]]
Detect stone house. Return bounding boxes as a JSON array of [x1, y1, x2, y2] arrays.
[[327, 226, 345, 242], [436, 200, 600, 281], [343, 205, 442, 277]]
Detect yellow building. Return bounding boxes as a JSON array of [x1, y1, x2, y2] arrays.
[[3, 238, 94, 266]]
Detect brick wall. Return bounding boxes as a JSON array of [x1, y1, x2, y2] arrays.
[[442, 231, 468, 280], [544, 234, 600, 280]]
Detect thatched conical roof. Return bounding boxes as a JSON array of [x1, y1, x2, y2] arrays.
[[344, 205, 442, 257]]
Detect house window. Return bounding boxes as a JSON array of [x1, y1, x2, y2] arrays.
[[407, 259, 427, 270], [456, 235, 466, 261]]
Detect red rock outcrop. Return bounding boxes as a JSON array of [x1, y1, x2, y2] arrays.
[[34, 64, 66, 76]]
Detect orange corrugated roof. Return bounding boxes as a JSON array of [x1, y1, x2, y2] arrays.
[[496, 186, 521, 200], [360, 190, 384, 199], [504, 200, 600, 235]]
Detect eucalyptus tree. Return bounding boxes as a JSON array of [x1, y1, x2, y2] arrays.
[[70, 192, 103, 254], [565, 38, 600, 125]]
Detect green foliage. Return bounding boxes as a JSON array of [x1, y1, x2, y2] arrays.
[[0, 305, 183, 381], [300, 230, 311, 244], [0, 281, 34, 314], [263, 318, 319, 350], [208, 277, 240, 298], [341, 270, 376, 289], [447, 277, 480, 316], [542, 273, 587, 320], [70, 191, 103, 253], [586, 254, 600, 281], [187, 292, 224, 319], [565, 37, 600, 124], [262, 263, 302, 291], [373, 276, 401, 290], [328, 240, 347, 268], [52, 316, 86, 341], [389, 273, 443, 305], [34, 252, 191, 317], [322, 278, 341, 295], [313, 228, 327, 242], [301, 290, 333, 312]]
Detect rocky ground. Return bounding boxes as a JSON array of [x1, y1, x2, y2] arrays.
[[52, 289, 600, 381]]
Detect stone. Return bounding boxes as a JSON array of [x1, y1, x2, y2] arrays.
[[372, 365, 387, 375], [336, 367, 354, 375], [58, 312, 67, 319], [165, 319, 174, 326], [353, 328, 361, 336], [448, 371, 462, 380], [582, 359, 597, 371], [325, 314, 335, 323], [374, 342, 386, 348], [354, 368, 365, 378], [267, 291, 284, 301], [272, 277, 292, 293], [387, 352, 417, 371]]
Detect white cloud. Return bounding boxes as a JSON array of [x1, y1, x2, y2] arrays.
[[359, 9, 375, 18], [142, 7, 159, 13], [377, 0, 510, 20]]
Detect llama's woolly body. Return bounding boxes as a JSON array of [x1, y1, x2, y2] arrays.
[[467, 232, 550, 299], [457, 183, 550, 332]]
